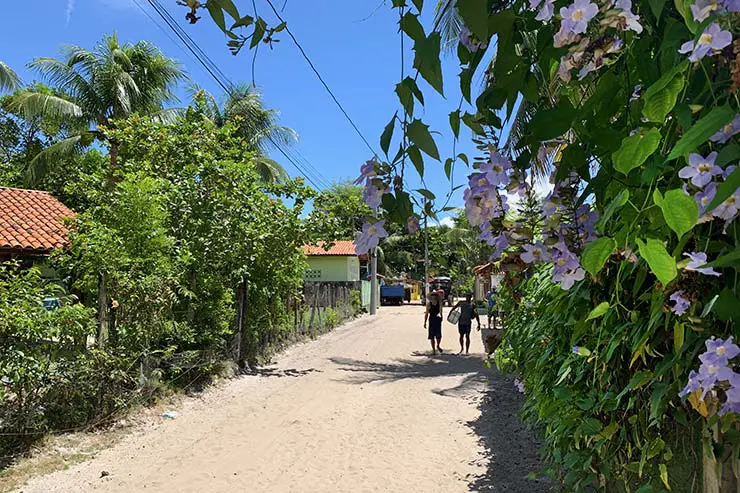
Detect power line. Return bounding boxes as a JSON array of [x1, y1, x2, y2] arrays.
[[137, 0, 330, 190], [263, 0, 378, 157]]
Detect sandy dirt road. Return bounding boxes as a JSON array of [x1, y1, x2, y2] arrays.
[[17, 305, 549, 493]]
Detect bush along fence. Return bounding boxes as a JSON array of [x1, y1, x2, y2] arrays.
[[0, 105, 358, 464]]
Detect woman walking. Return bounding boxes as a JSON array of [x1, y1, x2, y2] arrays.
[[424, 291, 444, 355]]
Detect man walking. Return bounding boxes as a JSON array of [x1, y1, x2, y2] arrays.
[[453, 293, 480, 354]]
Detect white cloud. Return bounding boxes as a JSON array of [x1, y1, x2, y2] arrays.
[[65, 0, 75, 27], [439, 216, 456, 228]]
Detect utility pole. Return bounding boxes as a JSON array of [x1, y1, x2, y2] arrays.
[[370, 247, 378, 315], [424, 206, 429, 303]]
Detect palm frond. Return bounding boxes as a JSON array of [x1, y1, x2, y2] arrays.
[[11, 91, 85, 121], [24, 134, 86, 185], [434, 0, 463, 52], [251, 156, 289, 184], [0, 61, 21, 92]]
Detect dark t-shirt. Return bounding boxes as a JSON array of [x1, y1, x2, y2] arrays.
[[458, 301, 476, 325]]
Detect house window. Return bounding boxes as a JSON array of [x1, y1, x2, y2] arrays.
[[305, 269, 322, 280]]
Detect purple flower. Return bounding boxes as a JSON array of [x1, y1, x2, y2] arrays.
[[536, 0, 556, 20], [485, 151, 512, 186], [720, 372, 740, 416], [354, 159, 378, 185], [691, 0, 722, 21], [468, 172, 491, 194], [679, 23, 733, 62], [363, 179, 386, 210], [679, 152, 722, 188], [560, 0, 599, 34], [460, 26, 488, 52], [354, 220, 388, 254], [553, 245, 586, 289], [606, 38, 624, 54], [724, 0, 740, 12], [514, 378, 525, 393], [697, 360, 733, 398], [407, 215, 420, 235], [615, 0, 643, 33], [695, 183, 717, 216], [685, 252, 721, 276], [630, 84, 642, 102], [679, 370, 703, 397], [521, 242, 550, 264], [466, 202, 485, 227], [710, 115, 740, 144], [490, 232, 509, 260], [669, 291, 691, 315], [724, 165, 737, 179], [703, 336, 740, 365], [712, 187, 740, 222], [572, 346, 580, 354]]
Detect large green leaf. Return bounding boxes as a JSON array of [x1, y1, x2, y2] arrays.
[[649, 0, 668, 19], [717, 143, 740, 167], [654, 188, 698, 237], [707, 248, 740, 269], [207, 1, 226, 31], [642, 73, 685, 123], [706, 166, 740, 213], [395, 82, 414, 117], [449, 110, 461, 139], [586, 302, 611, 321], [413, 32, 444, 95], [400, 11, 425, 43], [637, 238, 677, 286], [457, 0, 489, 43], [214, 0, 240, 20], [380, 113, 396, 157], [407, 119, 440, 160], [667, 105, 735, 160], [581, 237, 617, 276], [613, 128, 662, 175], [407, 145, 424, 177], [530, 102, 576, 141]]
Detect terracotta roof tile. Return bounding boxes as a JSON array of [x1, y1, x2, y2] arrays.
[[0, 187, 75, 254], [303, 241, 357, 256]]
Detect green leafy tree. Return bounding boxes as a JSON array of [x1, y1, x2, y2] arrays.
[[307, 181, 373, 240], [12, 33, 186, 181]]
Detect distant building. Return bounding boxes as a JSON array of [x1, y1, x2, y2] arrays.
[[473, 262, 504, 300], [303, 241, 361, 282], [0, 187, 75, 264]]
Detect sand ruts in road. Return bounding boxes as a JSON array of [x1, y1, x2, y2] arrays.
[[16, 306, 549, 493]]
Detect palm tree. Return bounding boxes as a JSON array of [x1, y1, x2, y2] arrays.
[[0, 62, 20, 93], [196, 83, 296, 183], [12, 33, 186, 181]]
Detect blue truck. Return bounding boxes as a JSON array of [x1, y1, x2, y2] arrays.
[[380, 283, 405, 306]]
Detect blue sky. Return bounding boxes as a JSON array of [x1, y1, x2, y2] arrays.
[[2, 0, 503, 221]]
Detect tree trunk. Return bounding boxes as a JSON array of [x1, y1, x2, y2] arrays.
[[97, 272, 108, 347]]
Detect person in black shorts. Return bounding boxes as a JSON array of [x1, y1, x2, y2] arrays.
[[424, 291, 444, 355], [452, 293, 480, 354]]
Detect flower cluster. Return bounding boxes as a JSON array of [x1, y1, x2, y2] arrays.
[[464, 149, 513, 259], [543, 0, 642, 82], [680, 337, 740, 416], [353, 159, 390, 255], [677, 116, 740, 229]]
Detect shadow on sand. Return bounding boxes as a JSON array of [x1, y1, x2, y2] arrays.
[[330, 353, 554, 492]]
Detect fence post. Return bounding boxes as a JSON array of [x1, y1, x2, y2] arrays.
[[97, 271, 108, 347]]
